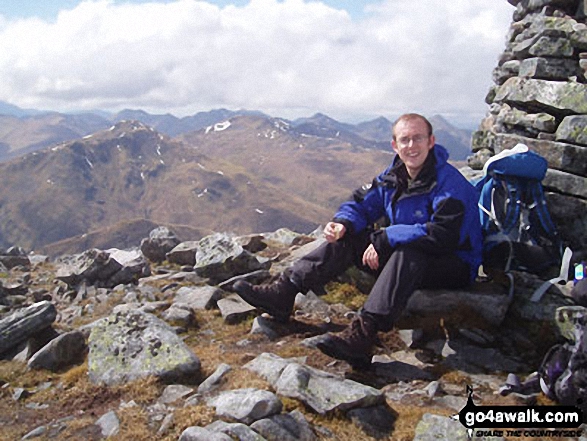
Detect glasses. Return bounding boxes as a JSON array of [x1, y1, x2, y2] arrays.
[[396, 134, 430, 147]]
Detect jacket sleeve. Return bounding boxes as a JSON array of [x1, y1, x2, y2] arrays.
[[385, 193, 465, 253], [333, 178, 387, 234]]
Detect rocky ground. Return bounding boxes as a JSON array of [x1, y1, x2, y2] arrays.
[[0, 228, 584, 441]]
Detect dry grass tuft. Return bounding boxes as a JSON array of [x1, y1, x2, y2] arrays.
[[112, 406, 151, 441], [0, 360, 54, 389], [114, 376, 162, 405], [164, 404, 217, 441]]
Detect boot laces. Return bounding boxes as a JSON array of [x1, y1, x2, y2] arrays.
[[254, 276, 289, 297], [339, 316, 374, 344]]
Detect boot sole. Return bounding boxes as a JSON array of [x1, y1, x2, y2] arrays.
[[234, 282, 291, 323], [316, 338, 372, 369]]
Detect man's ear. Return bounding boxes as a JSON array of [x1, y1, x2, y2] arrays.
[[427, 135, 436, 150], [391, 140, 399, 154]]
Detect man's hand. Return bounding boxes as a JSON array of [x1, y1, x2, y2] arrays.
[[324, 222, 346, 243], [362, 244, 379, 270]]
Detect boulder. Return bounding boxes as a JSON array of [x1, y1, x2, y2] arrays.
[[173, 285, 225, 310], [250, 410, 317, 441], [194, 233, 267, 283], [55, 248, 150, 288], [88, 310, 201, 385], [495, 77, 587, 116], [28, 330, 87, 371], [555, 114, 587, 146], [244, 353, 383, 414], [396, 283, 511, 330], [140, 226, 180, 263], [55, 249, 122, 287], [0, 301, 57, 356], [166, 241, 198, 266], [206, 388, 283, 424]]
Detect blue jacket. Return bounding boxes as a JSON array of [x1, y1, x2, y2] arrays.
[[333, 144, 482, 282]]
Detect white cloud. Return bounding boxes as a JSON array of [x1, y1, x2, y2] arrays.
[[0, 0, 513, 122]]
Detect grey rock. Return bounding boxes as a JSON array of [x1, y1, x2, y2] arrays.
[[413, 413, 470, 441], [206, 420, 267, 441], [195, 233, 266, 283], [161, 304, 195, 329], [197, 363, 232, 394], [56, 249, 121, 287], [167, 241, 199, 266], [217, 294, 256, 324], [96, 410, 120, 438], [174, 285, 225, 310], [55, 248, 149, 289], [140, 226, 180, 263], [250, 410, 317, 441], [250, 316, 280, 340], [396, 284, 511, 330], [261, 228, 305, 246], [442, 338, 528, 373], [519, 57, 580, 80], [347, 405, 395, 439], [27, 330, 86, 371], [21, 426, 47, 440], [13, 327, 60, 362], [157, 413, 175, 437], [544, 168, 587, 199], [0, 254, 30, 270], [179, 426, 233, 441], [87, 310, 201, 385], [371, 359, 437, 383], [556, 114, 587, 146], [0, 301, 57, 356], [236, 234, 268, 253], [495, 77, 587, 116], [245, 353, 383, 414], [496, 104, 556, 134], [159, 384, 195, 404], [546, 192, 587, 250], [106, 248, 151, 285], [493, 60, 520, 85], [206, 388, 283, 424]]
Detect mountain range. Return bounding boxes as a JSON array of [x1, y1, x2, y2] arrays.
[[0, 101, 474, 255]]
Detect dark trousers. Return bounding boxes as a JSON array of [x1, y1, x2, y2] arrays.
[[287, 232, 471, 331]]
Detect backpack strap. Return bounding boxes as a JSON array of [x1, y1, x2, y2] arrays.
[[531, 247, 573, 302], [501, 178, 522, 237]]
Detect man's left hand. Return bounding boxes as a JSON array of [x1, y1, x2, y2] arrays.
[[362, 244, 379, 270]]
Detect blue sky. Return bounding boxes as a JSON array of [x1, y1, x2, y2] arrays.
[[0, 0, 373, 21], [0, 0, 514, 125]]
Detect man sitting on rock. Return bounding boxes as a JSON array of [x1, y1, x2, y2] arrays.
[[234, 113, 483, 368]]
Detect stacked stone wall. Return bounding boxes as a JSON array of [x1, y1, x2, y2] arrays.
[[470, 0, 587, 255]]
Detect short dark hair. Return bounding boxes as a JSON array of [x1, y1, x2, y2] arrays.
[[392, 113, 433, 140]]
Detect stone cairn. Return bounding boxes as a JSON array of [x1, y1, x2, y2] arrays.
[[469, 0, 587, 257]]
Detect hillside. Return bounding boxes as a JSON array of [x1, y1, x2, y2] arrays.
[[0, 113, 111, 161], [0, 102, 473, 162], [178, 114, 396, 210], [0, 120, 335, 254]]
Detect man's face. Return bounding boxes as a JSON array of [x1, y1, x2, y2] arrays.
[[391, 118, 435, 179]]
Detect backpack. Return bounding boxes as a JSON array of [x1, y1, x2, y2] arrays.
[[539, 306, 587, 414], [475, 144, 563, 276]]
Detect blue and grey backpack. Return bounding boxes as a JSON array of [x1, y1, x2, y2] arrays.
[[475, 144, 563, 276]]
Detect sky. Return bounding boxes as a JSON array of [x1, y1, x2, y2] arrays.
[[0, 0, 514, 126]]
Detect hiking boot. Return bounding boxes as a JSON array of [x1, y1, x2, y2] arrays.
[[233, 275, 299, 322], [316, 314, 378, 369]]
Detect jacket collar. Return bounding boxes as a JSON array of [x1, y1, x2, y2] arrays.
[[384, 147, 438, 195]]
